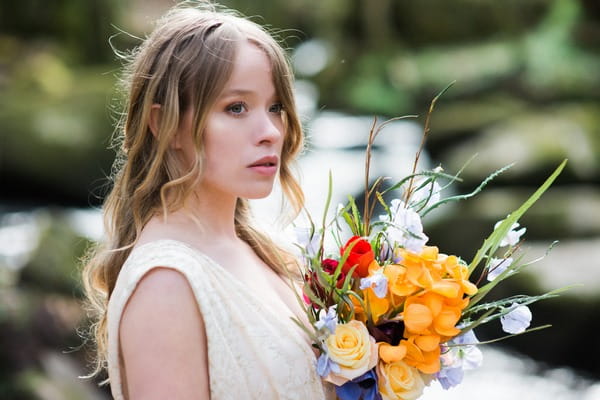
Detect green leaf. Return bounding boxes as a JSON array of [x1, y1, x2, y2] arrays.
[[319, 171, 334, 252], [469, 159, 567, 274]]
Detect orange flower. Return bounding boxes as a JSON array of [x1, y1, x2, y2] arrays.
[[402, 336, 441, 374], [396, 246, 478, 298], [378, 337, 441, 374], [379, 342, 407, 363], [403, 291, 463, 339], [352, 287, 390, 324], [384, 264, 418, 298], [441, 254, 478, 296]]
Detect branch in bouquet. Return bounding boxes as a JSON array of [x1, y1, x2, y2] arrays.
[[343, 289, 368, 323], [319, 171, 334, 259], [380, 169, 459, 202], [459, 308, 495, 335], [363, 115, 418, 235], [460, 287, 571, 336], [363, 116, 378, 233], [466, 286, 573, 319], [404, 81, 456, 205], [412, 175, 443, 214], [468, 159, 568, 274], [420, 162, 514, 218], [346, 195, 364, 237], [303, 285, 327, 309], [366, 177, 389, 228], [290, 316, 322, 346], [472, 241, 525, 289], [469, 239, 559, 307], [449, 324, 553, 348]]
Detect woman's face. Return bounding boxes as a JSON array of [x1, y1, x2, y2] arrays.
[[179, 40, 285, 201]]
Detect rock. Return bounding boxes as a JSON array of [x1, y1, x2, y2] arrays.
[[441, 103, 600, 183], [15, 352, 108, 400], [19, 210, 91, 295], [426, 95, 529, 142], [466, 186, 600, 238], [525, 237, 600, 297]]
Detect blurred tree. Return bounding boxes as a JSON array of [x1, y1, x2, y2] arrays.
[[0, 0, 120, 64]]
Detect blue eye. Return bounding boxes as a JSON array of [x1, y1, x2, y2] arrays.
[[269, 103, 284, 114], [226, 102, 247, 115]]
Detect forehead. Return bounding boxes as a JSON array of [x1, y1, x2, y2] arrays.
[[222, 41, 274, 89]]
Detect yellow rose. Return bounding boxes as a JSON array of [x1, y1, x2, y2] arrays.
[[324, 320, 378, 385], [377, 359, 425, 400]]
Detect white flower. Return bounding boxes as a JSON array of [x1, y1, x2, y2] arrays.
[[487, 257, 513, 281], [380, 199, 428, 253], [294, 226, 321, 258], [494, 220, 526, 247], [501, 304, 532, 334], [359, 268, 388, 298]]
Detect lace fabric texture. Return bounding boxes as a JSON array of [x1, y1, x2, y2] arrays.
[[107, 239, 333, 400]]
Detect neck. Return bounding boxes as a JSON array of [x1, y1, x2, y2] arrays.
[[174, 190, 240, 241]]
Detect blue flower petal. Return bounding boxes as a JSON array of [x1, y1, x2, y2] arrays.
[[336, 382, 362, 400], [316, 353, 330, 377]]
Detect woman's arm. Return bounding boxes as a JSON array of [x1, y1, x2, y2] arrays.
[[120, 267, 210, 399]]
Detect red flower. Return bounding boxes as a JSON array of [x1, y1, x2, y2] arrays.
[[322, 258, 345, 288], [303, 258, 346, 307], [340, 236, 374, 278], [322, 258, 339, 274]]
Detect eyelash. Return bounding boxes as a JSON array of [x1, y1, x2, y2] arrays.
[[226, 102, 247, 115], [225, 102, 284, 116], [269, 103, 284, 114]]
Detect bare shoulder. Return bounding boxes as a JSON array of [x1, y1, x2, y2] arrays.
[[120, 268, 210, 399]]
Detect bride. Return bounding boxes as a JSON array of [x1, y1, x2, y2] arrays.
[[81, 2, 332, 399]]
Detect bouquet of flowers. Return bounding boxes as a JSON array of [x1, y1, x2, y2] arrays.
[[292, 86, 567, 400]]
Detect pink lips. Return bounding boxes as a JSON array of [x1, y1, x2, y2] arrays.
[[248, 155, 279, 176]]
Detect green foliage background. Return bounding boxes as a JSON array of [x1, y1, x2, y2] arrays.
[[0, 0, 598, 398]]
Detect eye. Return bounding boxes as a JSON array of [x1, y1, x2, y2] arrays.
[[226, 102, 247, 115], [269, 102, 284, 114]]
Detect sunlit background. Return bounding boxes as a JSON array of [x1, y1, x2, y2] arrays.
[[1, 0, 599, 398]]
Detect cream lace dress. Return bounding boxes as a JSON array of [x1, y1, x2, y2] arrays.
[[106, 239, 333, 400]]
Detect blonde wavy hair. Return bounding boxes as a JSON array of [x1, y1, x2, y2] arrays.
[[81, 2, 304, 379]]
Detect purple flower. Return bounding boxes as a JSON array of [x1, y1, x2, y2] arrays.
[[437, 366, 464, 390], [436, 330, 483, 390], [316, 352, 341, 377], [487, 257, 513, 281], [501, 304, 532, 334], [315, 305, 338, 334], [335, 369, 382, 400]]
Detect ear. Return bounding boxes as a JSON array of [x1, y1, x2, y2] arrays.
[[148, 104, 162, 138]]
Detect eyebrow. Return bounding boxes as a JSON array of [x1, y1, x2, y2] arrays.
[[219, 88, 278, 99], [220, 89, 255, 97]]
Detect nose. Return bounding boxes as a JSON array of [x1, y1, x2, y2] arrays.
[[255, 111, 283, 145]]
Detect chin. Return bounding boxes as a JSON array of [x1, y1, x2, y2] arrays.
[[244, 189, 274, 200], [242, 181, 277, 199]]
